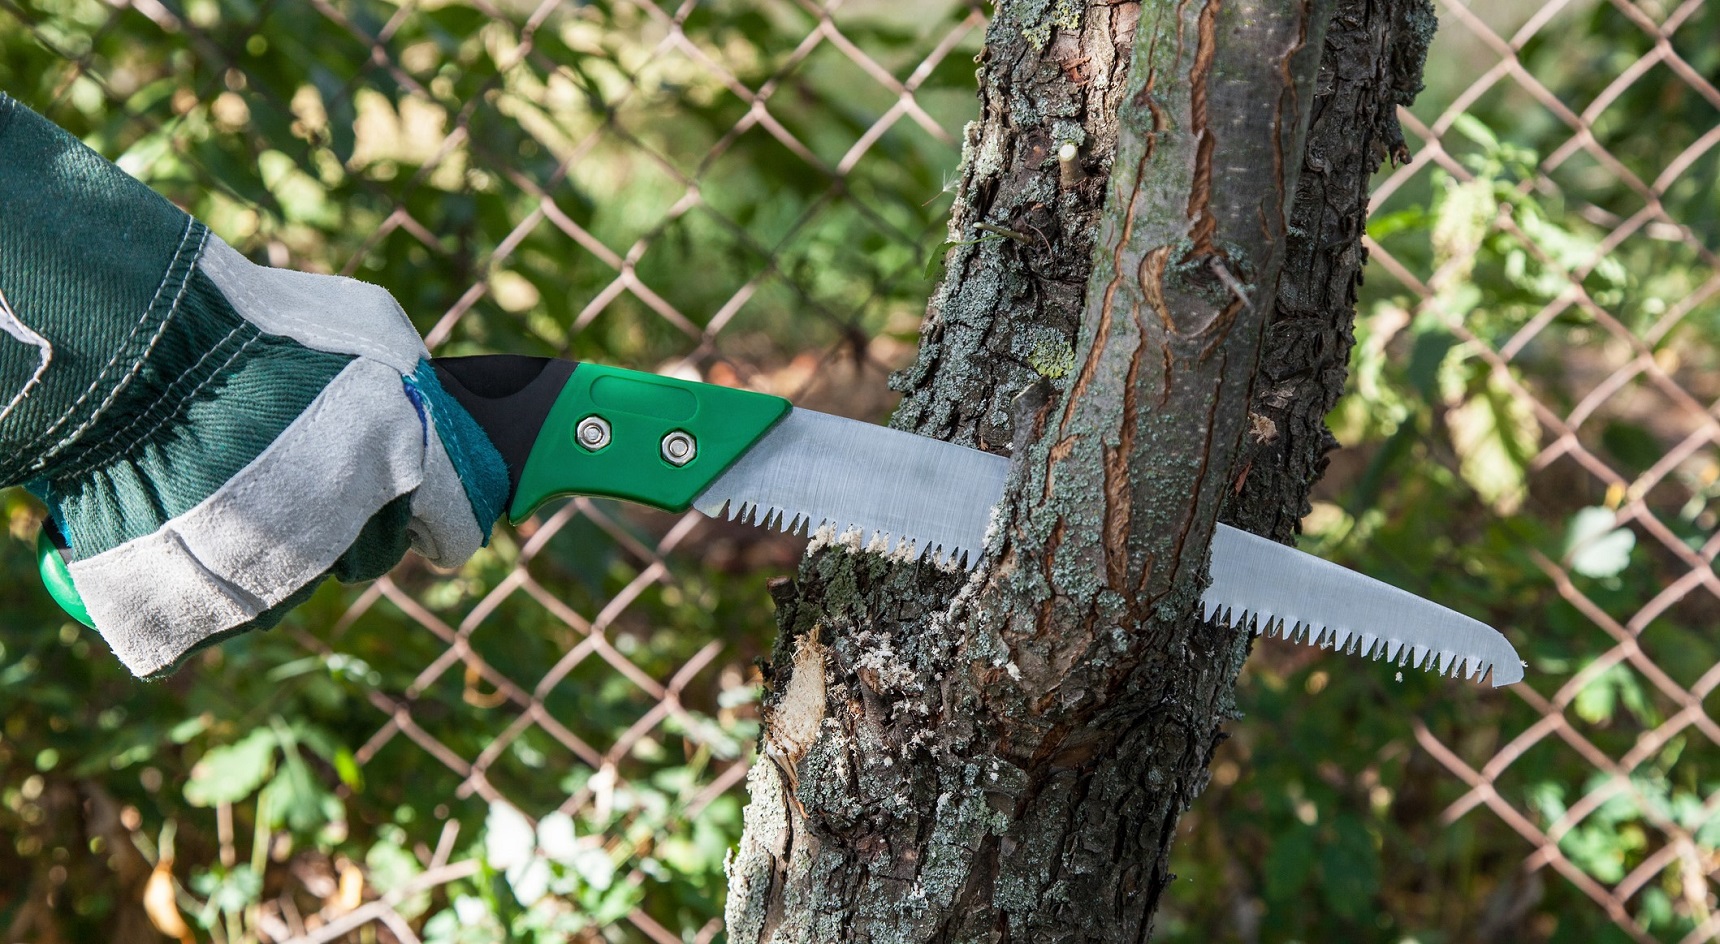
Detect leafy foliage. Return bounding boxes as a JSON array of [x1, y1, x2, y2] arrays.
[[1163, 2, 1720, 941], [0, 0, 975, 940], [3, 0, 1716, 942]]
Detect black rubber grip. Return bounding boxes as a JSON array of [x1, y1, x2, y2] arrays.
[[430, 355, 579, 504]]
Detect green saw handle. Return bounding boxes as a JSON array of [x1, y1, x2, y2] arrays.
[[512, 362, 789, 520], [430, 356, 791, 522]]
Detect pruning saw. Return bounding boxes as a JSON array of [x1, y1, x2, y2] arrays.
[[428, 355, 1524, 687]]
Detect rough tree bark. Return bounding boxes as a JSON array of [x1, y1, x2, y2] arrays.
[[723, 0, 1437, 940]]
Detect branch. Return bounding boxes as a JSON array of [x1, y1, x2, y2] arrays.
[[274, 861, 479, 944], [985, 0, 1335, 726]]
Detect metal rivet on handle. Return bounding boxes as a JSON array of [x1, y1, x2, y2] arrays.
[[576, 415, 611, 451], [661, 430, 696, 466]]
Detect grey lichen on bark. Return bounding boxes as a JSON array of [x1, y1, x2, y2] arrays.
[[891, 0, 1143, 451], [724, 0, 1436, 940]]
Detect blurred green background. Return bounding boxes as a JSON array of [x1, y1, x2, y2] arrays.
[[1, 1, 1717, 942]]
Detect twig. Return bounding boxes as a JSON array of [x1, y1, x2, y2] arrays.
[[1209, 257, 1254, 311], [276, 861, 480, 944], [973, 222, 1033, 245]]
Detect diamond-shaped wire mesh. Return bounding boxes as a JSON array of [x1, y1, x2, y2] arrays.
[[1350, 2, 1720, 940], [0, 0, 981, 939], [2, 0, 1717, 941]]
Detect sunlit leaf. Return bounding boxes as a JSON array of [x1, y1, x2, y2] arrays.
[[1564, 507, 1635, 578], [1431, 176, 1495, 281], [1446, 377, 1540, 514], [571, 846, 616, 891], [536, 811, 579, 865], [485, 801, 536, 871], [508, 857, 553, 906], [184, 728, 277, 807], [1573, 668, 1619, 724]]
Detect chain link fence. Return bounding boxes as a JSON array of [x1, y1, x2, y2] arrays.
[[1, 0, 1717, 941], [1366, 2, 1720, 941]]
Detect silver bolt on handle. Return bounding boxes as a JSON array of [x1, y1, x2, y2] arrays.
[[661, 430, 696, 466], [576, 415, 611, 451]]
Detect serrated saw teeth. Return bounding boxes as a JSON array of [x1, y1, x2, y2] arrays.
[[1204, 599, 1504, 683], [709, 494, 977, 568], [1202, 525, 1521, 686], [1201, 604, 1500, 683], [689, 408, 1005, 571]]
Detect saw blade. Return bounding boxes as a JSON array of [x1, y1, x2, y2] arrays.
[[691, 408, 1011, 567], [691, 406, 1521, 686], [1202, 525, 1524, 687]]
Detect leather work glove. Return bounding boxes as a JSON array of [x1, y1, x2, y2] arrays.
[[0, 94, 509, 677]]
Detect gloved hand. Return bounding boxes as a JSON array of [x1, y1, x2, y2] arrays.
[[0, 94, 508, 677]]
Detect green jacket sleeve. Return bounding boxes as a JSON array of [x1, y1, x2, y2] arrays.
[[0, 93, 507, 678]]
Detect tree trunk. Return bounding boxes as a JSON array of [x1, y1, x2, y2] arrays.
[[724, 0, 1436, 940]]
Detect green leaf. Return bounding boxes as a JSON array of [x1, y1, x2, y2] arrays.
[[1694, 801, 1720, 848], [261, 746, 329, 833], [1573, 667, 1619, 724], [1563, 507, 1635, 579], [1571, 664, 1653, 726], [168, 716, 211, 744], [1452, 112, 1501, 150], [1318, 815, 1381, 920], [1526, 780, 1568, 823], [1431, 176, 1495, 279], [1366, 206, 1428, 241], [332, 748, 363, 792], [1262, 823, 1316, 904], [424, 896, 505, 944], [184, 728, 277, 807], [923, 232, 1008, 279], [1406, 325, 1457, 400], [1600, 422, 1662, 478], [365, 840, 429, 919], [1560, 820, 1636, 883], [655, 835, 706, 875], [191, 863, 263, 916], [584, 873, 640, 924], [1446, 374, 1540, 514], [924, 240, 957, 278], [257, 149, 336, 227]]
